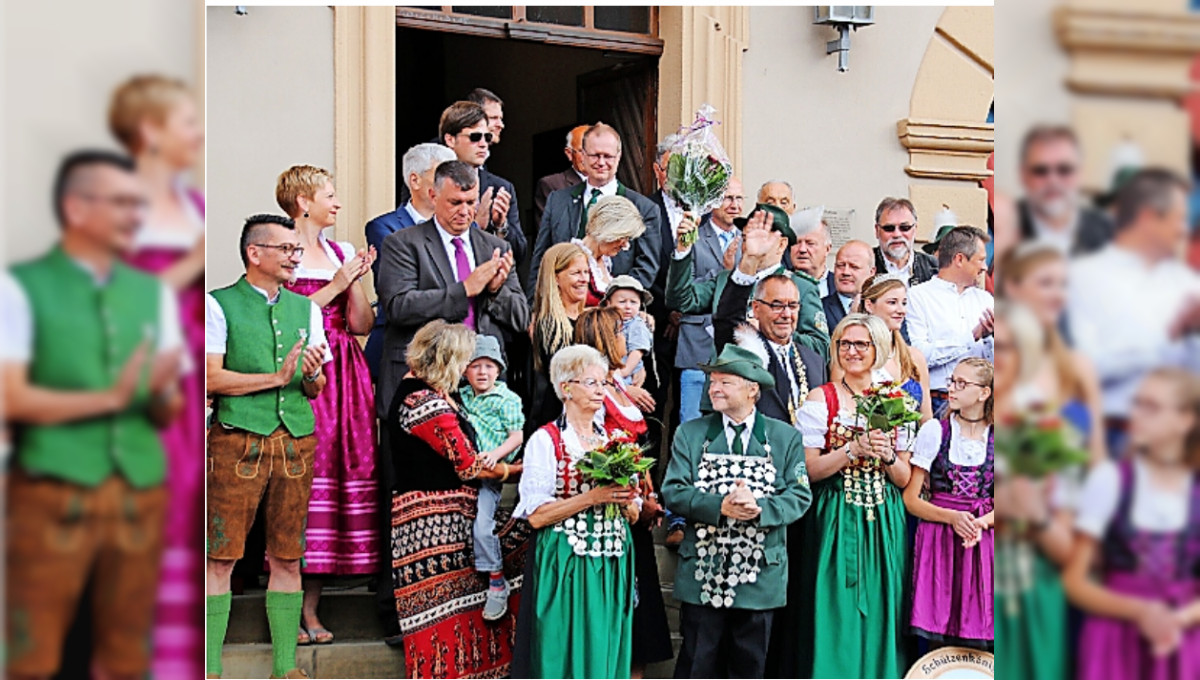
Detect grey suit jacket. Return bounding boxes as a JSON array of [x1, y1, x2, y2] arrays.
[[675, 219, 730, 371], [528, 181, 663, 297], [376, 220, 529, 417], [533, 168, 583, 231]]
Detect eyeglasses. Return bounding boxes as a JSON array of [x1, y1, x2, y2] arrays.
[[585, 152, 619, 163], [252, 243, 305, 258], [878, 223, 916, 234], [948, 377, 987, 391], [77, 193, 149, 211], [721, 195, 745, 204], [566, 378, 612, 390], [837, 340, 873, 353], [1030, 163, 1076, 178], [462, 131, 494, 143], [754, 299, 799, 313]]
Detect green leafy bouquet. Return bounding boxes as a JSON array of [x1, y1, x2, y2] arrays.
[[665, 104, 734, 248], [576, 431, 656, 519], [850, 382, 923, 443], [996, 407, 1089, 478]]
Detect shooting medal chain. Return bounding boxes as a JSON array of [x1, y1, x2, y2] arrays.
[[839, 378, 886, 522]]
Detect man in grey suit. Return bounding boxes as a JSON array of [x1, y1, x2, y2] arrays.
[[529, 122, 662, 294], [532, 125, 587, 229], [376, 160, 530, 416]]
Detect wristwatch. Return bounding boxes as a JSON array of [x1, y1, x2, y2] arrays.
[[844, 445, 857, 463], [303, 367, 322, 383]]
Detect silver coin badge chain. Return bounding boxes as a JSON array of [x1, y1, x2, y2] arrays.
[[552, 450, 628, 559], [693, 443, 778, 608]]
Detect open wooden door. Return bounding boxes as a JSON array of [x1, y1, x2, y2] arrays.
[[577, 58, 659, 195]]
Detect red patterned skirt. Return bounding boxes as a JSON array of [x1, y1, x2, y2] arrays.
[[392, 488, 531, 679]]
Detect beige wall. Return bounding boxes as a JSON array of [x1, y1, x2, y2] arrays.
[[3, 0, 199, 264], [206, 5, 335, 289], [741, 5, 950, 246]]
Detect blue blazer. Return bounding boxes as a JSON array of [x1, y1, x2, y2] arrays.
[[364, 204, 420, 381]]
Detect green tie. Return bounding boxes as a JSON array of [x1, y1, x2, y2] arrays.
[[578, 187, 604, 237], [730, 423, 747, 456]]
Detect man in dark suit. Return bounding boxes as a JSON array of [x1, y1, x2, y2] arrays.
[[362, 142, 456, 380], [529, 122, 662, 293], [1018, 124, 1115, 255], [823, 240, 876, 331], [377, 160, 529, 414], [533, 125, 587, 229], [872, 196, 937, 287], [713, 210, 828, 425], [440, 101, 527, 265]]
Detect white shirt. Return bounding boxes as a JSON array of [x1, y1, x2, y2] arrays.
[[660, 189, 685, 236], [516, 421, 600, 519], [729, 261, 788, 287], [403, 201, 427, 226], [837, 293, 854, 313], [906, 275, 994, 390], [766, 338, 801, 404], [292, 233, 355, 281], [1076, 459, 1189, 537], [911, 418, 991, 470], [204, 282, 332, 363], [816, 271, 830, 299], [1030, 209, 1078, 256], [882, 248, 914, 285], [714, 223, 738, 255], [1068, 244, 1200, 416], [433, 217, 476, 281], [2, 258, 184, 366], [585, 177, 619, 201], [722, 410, 756, 452]]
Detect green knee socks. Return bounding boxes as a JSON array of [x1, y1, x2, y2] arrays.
[[206, 592, 232, 677], [265, 590, 304, 677]]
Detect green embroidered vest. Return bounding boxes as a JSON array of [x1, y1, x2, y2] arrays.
[[209, 277, 315, 437], [10, 247, 165, 488]]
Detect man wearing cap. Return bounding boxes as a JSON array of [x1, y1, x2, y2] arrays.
[[205, 213, 331, 679], [667, 202, 830, 365], [662, 343, 812, 678], [713, 212, 829, 426]]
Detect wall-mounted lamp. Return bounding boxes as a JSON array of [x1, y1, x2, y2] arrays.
[[235, 6, 248, 15], [814, 6, 875, 72]]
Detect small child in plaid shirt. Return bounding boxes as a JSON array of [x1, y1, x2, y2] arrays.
[[603, 275, 654, 387], [460, 334, 525, 621]]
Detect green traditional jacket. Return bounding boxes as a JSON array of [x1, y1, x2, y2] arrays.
[[664, 248, 830, 363], [662, 410, 812, 610], [10, 246, 165, 488]]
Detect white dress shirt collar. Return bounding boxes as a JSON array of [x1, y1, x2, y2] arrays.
[[403, 201, 427, 225], [433, 218, 476, 279], [585, 177, 619, 198], [721, 409, 757, 451]]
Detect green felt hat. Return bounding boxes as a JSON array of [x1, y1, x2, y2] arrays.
[[734, 203, 796, 248], [699, 344, 776, 388], [922, 223, 956, 254]]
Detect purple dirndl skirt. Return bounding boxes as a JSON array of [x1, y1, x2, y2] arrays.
[[911, 492, 994, 644], [1077, 573, 1200, 680]]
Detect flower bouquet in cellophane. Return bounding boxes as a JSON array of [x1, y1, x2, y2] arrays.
[[575, 431, 655, 519], [664, 104, 734, 248]]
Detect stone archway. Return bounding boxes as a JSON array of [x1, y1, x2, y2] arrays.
[[896, 6, 995, 236]]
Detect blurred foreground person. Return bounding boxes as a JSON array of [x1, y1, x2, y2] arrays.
[[3, 151, 184, 679], [108, 73, 207, 679], [1064, 369, 1200, 680]]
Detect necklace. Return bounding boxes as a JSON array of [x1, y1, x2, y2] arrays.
[[958, 413, 987, 423], [840, 377, 869, 397]]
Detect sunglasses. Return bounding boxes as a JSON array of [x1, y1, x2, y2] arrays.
[[878, 223, 915, 234], [463, 131, 494, 143], [1029, 163, 1076, 178]]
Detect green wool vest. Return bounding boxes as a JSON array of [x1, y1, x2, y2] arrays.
[[11, 247, 165, 488], [210, 277, 315, 437]]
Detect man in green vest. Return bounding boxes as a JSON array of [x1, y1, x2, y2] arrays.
[[666, 202, 831, 364], [205, 213, 330, 680], [3, 150, 184, 680], [662, 343, 812, 678]]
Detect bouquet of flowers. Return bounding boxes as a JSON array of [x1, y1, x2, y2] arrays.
[[576, 432, 656, 519], [996, 407, 1088, 478], [664, 104, 734, 248], [850, 381, 923, 442]]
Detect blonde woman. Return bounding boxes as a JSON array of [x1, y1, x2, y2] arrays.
[[852, 274, 934, 423], [108, 74, 205, 679], [387, 321, 523, 677], [530, 242, 590, 425], [785, 314, 913, 678], [274, 164, 379, 644], [572, 195, 647, 305]]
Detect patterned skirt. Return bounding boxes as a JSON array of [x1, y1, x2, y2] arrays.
[[392, 488, 530, 679]]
